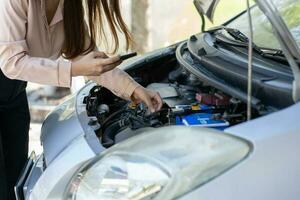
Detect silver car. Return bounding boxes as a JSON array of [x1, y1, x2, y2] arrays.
[[16, 0, 300, 199]]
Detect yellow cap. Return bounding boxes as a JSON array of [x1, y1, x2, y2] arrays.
[[192, 104, 200, 111], [128, 102, 137, 109]]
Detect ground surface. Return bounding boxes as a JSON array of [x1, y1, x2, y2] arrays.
[[29, 123, 43, 155]]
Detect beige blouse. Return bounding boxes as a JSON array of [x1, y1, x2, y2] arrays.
[[0, 0, 139, 100]]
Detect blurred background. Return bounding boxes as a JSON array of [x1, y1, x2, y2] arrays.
[[28, 0, 249, 154]]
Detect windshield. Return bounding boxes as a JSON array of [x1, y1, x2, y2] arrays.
[[227, 0, 300, 50]]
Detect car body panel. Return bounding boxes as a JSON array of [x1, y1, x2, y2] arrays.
[[41, 85, 104, 166], [30, 136, 95, 199], [22, 155, 43, 200], [179, 102, 300, 200], [25, 84, 104, 199]]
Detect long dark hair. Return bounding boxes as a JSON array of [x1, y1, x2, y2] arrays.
[[62, 0, 132, 59]]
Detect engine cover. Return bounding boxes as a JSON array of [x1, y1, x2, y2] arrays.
[[147, 83, 197, 107]]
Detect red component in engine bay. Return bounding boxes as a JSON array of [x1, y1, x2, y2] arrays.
[[196, 92, 231, 106]]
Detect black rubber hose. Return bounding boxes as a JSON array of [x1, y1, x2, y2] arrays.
[[101, 109, 130, 128], [102, 120, 128, 148], [168, 67, 187, 83]]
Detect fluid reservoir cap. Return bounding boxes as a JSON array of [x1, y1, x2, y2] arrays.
[[192, 104, 201, 111]]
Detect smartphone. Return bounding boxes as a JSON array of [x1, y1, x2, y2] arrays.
[[120, 52, 137, 61]]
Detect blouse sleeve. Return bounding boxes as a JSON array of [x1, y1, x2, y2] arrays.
[[88, 69, 140, 100], [0, 0, 72, 87]]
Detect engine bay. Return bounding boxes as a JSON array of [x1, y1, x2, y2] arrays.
[[84, 55, 260, 148]]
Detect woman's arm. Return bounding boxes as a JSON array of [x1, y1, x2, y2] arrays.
[[81, 21, 140, 100], [88, 68, 140, 100], [0, 0, 72, 87]]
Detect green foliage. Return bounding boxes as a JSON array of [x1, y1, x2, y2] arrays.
[[207, 0, 255, 27]]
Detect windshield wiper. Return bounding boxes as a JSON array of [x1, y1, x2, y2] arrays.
[[226, 28, 270, 55], [259, 48, 285, 57], [213, 27, 265, 54], [210, 26, 296, 62]]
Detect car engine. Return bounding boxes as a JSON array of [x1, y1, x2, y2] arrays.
[[84, 64, 259, 148]]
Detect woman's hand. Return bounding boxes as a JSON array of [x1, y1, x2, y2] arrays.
[[71, 51, 122, 76], [131, 86, 163, 113]]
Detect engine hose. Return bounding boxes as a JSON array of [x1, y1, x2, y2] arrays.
[[101, 109, 130, 128], [168, 67, 187, 83], [102, 119, 129, 148]]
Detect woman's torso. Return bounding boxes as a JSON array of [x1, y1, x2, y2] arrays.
[[27, 0, 65, 58], [0, 0, 65, 104]]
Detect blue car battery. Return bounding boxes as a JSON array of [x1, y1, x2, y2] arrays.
[[176, 113, 229, 130]]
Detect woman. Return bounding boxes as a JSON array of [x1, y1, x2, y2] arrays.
[[0, 0, 162, 199]]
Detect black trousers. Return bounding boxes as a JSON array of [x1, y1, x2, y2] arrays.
[[0, 92, 30, 200]]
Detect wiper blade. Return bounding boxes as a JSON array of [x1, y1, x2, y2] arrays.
[[222, 27, 264, 54], [260, 48, 285, 57], [208, 26, 251, 43], [260, 48, 300, 64], [211, 26, 289, 59], [226, 28, 249, 43]]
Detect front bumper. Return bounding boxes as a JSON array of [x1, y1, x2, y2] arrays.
[[15, 152, 43, 200]]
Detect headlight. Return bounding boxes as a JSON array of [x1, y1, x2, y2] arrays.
[[66, 126, 251, 200]]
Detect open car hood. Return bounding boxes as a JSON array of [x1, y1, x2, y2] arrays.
[[194, 0, 300, 102]]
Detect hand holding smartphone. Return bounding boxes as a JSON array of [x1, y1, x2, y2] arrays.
[[120, 52, 137, 61]]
